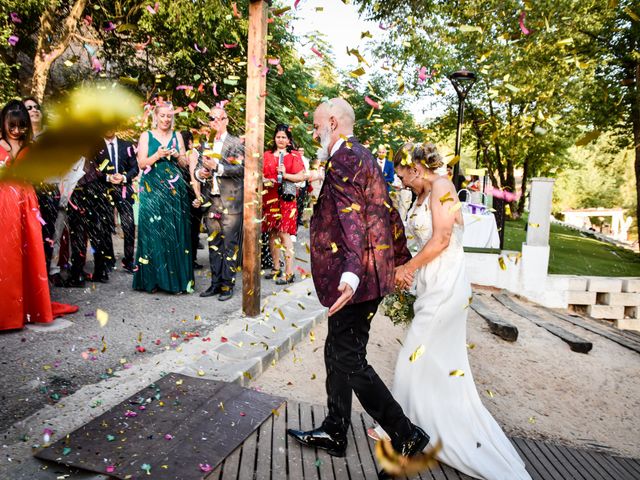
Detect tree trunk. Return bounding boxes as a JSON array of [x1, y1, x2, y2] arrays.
[[634, 61, 640, 243], [30, 0, 88, 102], [518, 154, 530, 216]]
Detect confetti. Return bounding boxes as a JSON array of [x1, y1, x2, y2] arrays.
[[439, 191, 453, 204], [449, 369, 465, 377], [409, 345, 425, 362], [519, 11, 531, 35], [364, 96, 381, 109], [498, 256, 507, 271], [200, 464, 213, 472], [141, 463, 151, 475], [96, 309, 109, 327], [8, 35, 19, 47], [486, 390, 494, 398], [528, 222, 540, 228], [311, 46, 323, 58]]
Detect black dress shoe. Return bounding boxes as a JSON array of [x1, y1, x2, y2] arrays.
[[377, 425, 430, 479], [92, 271, 109, 283], [64, 275, 86, 288], [287, 427, 347, 457], [199, 284, 222, 298], [218, 289, 234, 302], [122, 261, 135, 274]]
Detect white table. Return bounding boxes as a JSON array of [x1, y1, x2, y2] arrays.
[[462, 210, 500, 249]]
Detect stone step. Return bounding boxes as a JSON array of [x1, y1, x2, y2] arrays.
[[587, 277, 623, 293], [615, 318, 640, 332], [587, 304, 625, 320], [567, 291, 596, 306], [622, 278, 640, 293], [596, 292, 640, 307]]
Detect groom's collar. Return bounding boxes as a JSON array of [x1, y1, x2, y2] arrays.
[[330, 134, 354, 157]]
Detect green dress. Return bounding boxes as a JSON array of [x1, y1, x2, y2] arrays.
[[133, 131, 193, 293]]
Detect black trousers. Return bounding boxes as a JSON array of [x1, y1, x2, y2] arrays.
[[204, 196, 242, 290], [67, 181, 110, 278], [322, 298, 413, 448], [36, 184, 60, 271], [105, 184, 136, 267]]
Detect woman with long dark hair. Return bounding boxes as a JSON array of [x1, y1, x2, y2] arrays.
[[261, 124, 306, 284], [0, 100, 54, 330]]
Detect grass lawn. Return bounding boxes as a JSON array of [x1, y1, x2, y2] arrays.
[[503, 217, 640, 277]]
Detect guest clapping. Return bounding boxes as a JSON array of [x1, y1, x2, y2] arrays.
[[133, 101, 193, 293]]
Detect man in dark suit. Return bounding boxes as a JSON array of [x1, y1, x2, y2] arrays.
[[286, 98, 429, 476], [97, 132, 139, 272], [195, 107, 245, 301]]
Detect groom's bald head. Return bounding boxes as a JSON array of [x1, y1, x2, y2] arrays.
[[313, 97, 355, 154]]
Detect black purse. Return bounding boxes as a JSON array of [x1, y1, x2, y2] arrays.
[[278, 180, 297, 201]]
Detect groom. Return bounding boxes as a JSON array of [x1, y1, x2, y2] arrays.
[[287, 98, 430, 475]]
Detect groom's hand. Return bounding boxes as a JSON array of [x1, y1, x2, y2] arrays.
[[329, 282, 354, 316]]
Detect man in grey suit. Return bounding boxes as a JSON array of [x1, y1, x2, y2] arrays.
[[195, 107, 245, 301]]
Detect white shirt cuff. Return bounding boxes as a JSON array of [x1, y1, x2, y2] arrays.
[[340, 272, 360, 293]]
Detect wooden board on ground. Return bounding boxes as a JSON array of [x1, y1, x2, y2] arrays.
[[493, 293, 593, 353], [35, 373, 284, 480], [471, 296, 519, 342]]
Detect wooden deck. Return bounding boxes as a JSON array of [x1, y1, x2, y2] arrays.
[[206, 400, 640, 480]]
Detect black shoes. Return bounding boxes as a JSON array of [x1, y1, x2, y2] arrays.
[[287, 427, 347, 457], [263, 270, 281, 280], [377, 425, 430, 479], [122, 261, 135, 274], [218, 289, 234, 301], [64, 275, 86, 288], [275, 273, 295, 285], [200, 284, 222, 298], [92, 270, 109, 283]]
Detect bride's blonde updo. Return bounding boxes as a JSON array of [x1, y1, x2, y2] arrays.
[[412, 142, 443, 170], [392, 141, 443, 171]]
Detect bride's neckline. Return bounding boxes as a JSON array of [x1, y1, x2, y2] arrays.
[[414, 190, 431, 208]]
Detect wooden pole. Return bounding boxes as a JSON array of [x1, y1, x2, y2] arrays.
[[242, 0, 268, 317]]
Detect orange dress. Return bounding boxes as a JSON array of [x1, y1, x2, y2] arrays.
[[0, 147, 53, 330], [262, 150, 304, 235]]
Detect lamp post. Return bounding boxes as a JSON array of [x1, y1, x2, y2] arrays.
[[448, 69, 476, 191]]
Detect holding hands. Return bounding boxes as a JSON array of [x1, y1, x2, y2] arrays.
[[395, 263, 415, 290], [202, 156, 219, 171], [110, 173, 125, 184]]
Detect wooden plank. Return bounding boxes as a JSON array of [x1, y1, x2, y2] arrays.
[[299, 402, 320, 480], [286, 401, 304, 480], [493, 293, 593, 353], [547, 310, 640, 354], [524, 438, 572, 480], [271, 402, 288, 480], [310, 404, 334, 479], [589, 451, 637, 480], [560, 444, 604, 480], [344, 413, 367, 480], [242, 0, 268, 316], [541, 442, 592, 480], [349, 412, 379, 479], [254, 414, 273, 480], [236, 427, 258, 480], [218, 445, 241, 480], [470, 296, 519, 342], [568, 445, 618, 480], [317, 405, 349, 480], [611, 456, 640, 478], [512, 437, 549, 480]]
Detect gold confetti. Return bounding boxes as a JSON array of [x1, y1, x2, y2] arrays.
[[197, 369, 205, 376], [138, 257, 149, 265], [439, 191, 453, 204], [409, 345, 425, 362], [331, 242, 338, 253], [97, 309, 109, 327], [277, 308, 285, 320], [310, 373, 317, 380], [309, 331, 315, 342], [466, 343, 476, 349], [498, 256, 507, 271], [218, 402, 224, 411], [375, 438, 442, 477], [176, 379, 183, 385], [486, 390, 494, 398], [449, 369, 465, 377], [528, 222, 540, 228], [449, 202, 462, 213], [528, 416, 536, 424], [243, 371, 252, 380]]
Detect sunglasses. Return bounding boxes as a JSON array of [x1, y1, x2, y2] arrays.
[[208, 116, 227, 122], [25, 104, 41, 111]]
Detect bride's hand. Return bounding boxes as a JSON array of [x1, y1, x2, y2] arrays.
[[395, 265, 414, 289]]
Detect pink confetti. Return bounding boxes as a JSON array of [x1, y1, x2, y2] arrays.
[[212, 83, 218, 96], [143, 165, 152, 174], [485, 186, 520, 202], [194, 43, 207, 54], [146, 4, 157, 14], [8, 35, 18, 46], [83, 15, 92, 26], [519, 11, 530, 35], [364, 96, 381, 109], [10, 12, 21, 24], [261, 66, 269, 77], [221, 336, 228, 343], [418, 66, 428, 83], [294, 0, 301, 8], [122, 185, 127, 198], [106, 466, 116, 473], [67, 197, 79, 210], [303, 111, 309, 117], [199, 464, 213, 473], [35, 210, 46, 225], [167, 174, 180, 187], [164, 434, 173, 440], [91, 56, 102, 72], [232, 2, 241, 18], [176, 85, 193, 90], [224, 43, 238, 49], [267, 58, 280, 65], [379, 22, 390, 30], [103, 21, 116, 32], [311, 46, 323, 58], [124, 410, 138, 417]]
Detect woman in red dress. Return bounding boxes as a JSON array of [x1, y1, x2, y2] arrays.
[[0, 100, 54, 330], [262, 125, 307, 284]]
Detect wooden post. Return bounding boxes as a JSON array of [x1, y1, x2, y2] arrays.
[[242, 0, 268, 317]]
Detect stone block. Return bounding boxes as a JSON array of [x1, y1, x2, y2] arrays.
[[179, 355, 261, 386], [587, 304, 624, 320], [587, 278, 623, 293], [567, 291, 596, 306], [615, 318, 640, 332], [562, 276, 588, 291], [596, 292, 640, 306], [622, 278, 640, 293]]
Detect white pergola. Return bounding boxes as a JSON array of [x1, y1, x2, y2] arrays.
[[562, 208, 631, 241]]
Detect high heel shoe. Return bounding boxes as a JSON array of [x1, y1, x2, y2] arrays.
[[275, 273, 295, 285]]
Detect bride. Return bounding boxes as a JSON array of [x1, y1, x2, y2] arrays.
[[377, 142, 531, 480]]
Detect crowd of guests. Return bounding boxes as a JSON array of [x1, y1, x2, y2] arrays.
[[3, 93, 464, 330]]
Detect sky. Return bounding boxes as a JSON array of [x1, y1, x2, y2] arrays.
[[288, 0, 445, 123]]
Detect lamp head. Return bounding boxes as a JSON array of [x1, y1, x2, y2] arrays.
[[448, 70, 477, 100]]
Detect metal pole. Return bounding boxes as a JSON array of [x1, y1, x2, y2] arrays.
[[453, 99, 465, 191]]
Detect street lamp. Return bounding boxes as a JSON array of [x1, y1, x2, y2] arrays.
[[448, 69, 476, 191]]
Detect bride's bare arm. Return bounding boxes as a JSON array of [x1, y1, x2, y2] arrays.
[[399, 179, 458, 277]]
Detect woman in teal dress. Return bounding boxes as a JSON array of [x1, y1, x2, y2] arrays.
[[133, 102, 193, 293]]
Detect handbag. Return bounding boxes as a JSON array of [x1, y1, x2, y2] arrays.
[[279, 180, 296, 202]]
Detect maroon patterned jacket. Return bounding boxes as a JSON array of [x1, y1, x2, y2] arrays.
[[310, 137, 412, 308]]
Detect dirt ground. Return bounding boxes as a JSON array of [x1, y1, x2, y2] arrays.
[[250, 290, 640, 459]]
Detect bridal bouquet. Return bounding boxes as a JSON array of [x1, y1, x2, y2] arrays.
[[382, 289, 417, 327]]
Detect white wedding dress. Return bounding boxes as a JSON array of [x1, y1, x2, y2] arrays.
[[388, 195, 531, 480]]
